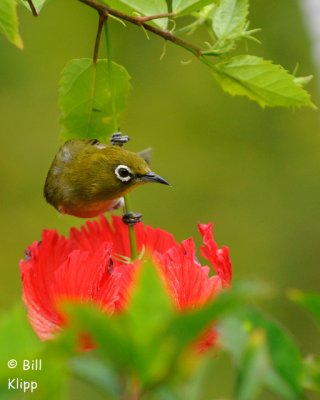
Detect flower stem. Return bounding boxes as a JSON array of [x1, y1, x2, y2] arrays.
[[123, 195, 138, 261]]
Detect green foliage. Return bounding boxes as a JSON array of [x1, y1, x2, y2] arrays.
[[219, 309, 305, 399], [210, 0, 257, 54], [0, 305, 42, 373], [97, 0, 314, 109], [0, 266, 319, 399], [167, 281, 268, 357], [302, 355, 320, 393], [1, 0, 320, 398], [235, 329, 269, 400], [59, 58, 131, 141], [212, 0, 249, 39], [0, 306, 69, 400], [211, 55, 315, 108], [0, 0, 22, 49], [289, 289, 320, 328], [69, 356, 121, 396], [65, 262, 264, 394], [172, 0, 215, 15], [0, 0, 315, 108]]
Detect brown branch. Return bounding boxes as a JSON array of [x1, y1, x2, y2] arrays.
[[93, 12, 107, 63], [26, 0, 38, 17], [78, 0, 204, 58], [137, 12, 175, 23]]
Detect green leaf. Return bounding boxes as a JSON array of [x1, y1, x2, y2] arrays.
[[32, 344, 69, 400], [210, 0, 252, 54], [20, 0, 49, 14], [66, 305, 134, 370], [168, 281, 268, 356], [69, 356, 121, 396], [0, 305, 42, 373], [219, 309, 305, 400], [0, 305, 42, 398], [235, 329, 269, 400], [101, 0, 168, 28], [289, 289, 320, 328], [126, 260, 174, 345], [302, 355, 320, 393], [124, 260, 176, 384], [0, 306, 73, 399], [172, 0, 215, 16], [253, 313, 303, 399], [66, 279, 265, 391], [63, 264, 175, 388], [211, 55, 315, 108], [59, 58, 131, 141], [212, 0, 249, 39], [0, 0, 23, 49]]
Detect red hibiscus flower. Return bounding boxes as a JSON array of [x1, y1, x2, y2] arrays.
[[20, 216, 232, 349]]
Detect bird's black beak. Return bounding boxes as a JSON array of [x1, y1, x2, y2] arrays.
[[140, 171, 170, 186]]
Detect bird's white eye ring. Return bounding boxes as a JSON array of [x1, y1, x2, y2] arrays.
[[115, 165, 132, 182]]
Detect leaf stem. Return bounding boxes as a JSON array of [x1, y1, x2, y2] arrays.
[[102, 16, 138, 261], [103, 20, 118, 131], [78, 0, 206, 59], [93, 12, 107, 64], [26, 0, 38, 17]]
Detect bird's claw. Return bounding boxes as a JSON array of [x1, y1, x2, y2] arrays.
[[122, 212, 142, 226], [110, 132, 130, 147]]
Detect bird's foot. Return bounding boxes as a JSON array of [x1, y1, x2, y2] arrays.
[[110, 197, 125, 211], [110, 132, 130, 147], [122, 212, 142, 226]]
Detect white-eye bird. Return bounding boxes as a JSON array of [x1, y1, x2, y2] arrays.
[[44, 138, 169, 218]]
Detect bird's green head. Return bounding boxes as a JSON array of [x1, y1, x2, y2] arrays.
[[93, 145, 170, 198]]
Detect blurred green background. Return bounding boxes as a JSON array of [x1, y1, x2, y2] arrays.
[[1, 0, 320, 398]]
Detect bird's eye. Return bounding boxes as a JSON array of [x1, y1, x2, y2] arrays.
[[115, 165, 132, 182]]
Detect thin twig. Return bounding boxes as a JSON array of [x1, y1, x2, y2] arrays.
[[136, 12, 175, 23], [78, 0, 204, 58], [26, 0, 38, 17], [93, 12, 107, 63]]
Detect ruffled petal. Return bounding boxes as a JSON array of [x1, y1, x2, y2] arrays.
[[156, 238, 220, 309], [138, 225, 178, 255], [20, 215, 232, 356], [198, 223, 232, 286], [109, 263, 137, 311], [20, 230, 76, 339], [20, 230, 122, 339]]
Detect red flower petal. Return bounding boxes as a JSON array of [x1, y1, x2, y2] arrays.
[[138, 225, 178, 255], [20, 229, 125, 339], [198, 223, 232, 286], [156, 238, 221, 310], [20, 216, 232, 355]]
